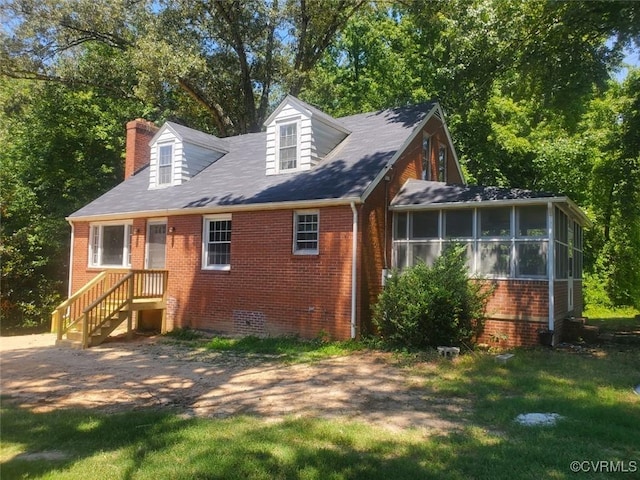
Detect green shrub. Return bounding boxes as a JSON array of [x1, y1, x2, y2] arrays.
[[373, 245, 492, 349]]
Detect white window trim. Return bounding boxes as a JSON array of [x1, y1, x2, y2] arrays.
[[88, 220, 133, 268], [392, 206, 551, 280], [202, 214, 232, 271], [275, 117, 301, 174], [156, 141, 175, 187], [293, 210, 319, 255]]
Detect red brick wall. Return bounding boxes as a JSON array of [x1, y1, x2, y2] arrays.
[[574, 281, 583, 317], [554, 281, 568, 318], [163, 208, 355, 339], [359, 117, 460, 334], [481, 280, 549, 321], [70, 222, 93, 291], [478, 318, 547, 347], [475, 280, 550, 347], [71, 207, 355, 340]]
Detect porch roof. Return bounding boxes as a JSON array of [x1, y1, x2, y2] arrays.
[[390, 179, 591, 226]]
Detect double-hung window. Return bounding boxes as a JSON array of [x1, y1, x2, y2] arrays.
[[89, 223, 133, 267], [278, 122, 298, 171], [158, 144, 173, 186], [203, 215, 232, 270], [294, 211, 319, 254]]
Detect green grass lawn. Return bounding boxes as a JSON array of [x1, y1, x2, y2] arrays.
[[2, 342, 639, 479], [583, 306, 640, 334]]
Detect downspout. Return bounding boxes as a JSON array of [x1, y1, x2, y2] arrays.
[[350, 202, 358, 339], [67, 220, 75, 298], [547, 202, 555, 338]]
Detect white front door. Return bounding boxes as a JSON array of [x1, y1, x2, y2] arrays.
[[145, 222, 167, 295], [146, 222, 167, 269]]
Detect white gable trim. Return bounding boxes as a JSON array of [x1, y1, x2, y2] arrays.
[[150, 123, 179, 146], [265, 95, 351, 135], [150, 123, 229, 153]]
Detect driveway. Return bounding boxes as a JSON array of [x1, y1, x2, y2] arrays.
[[0, 333, 465, 433]]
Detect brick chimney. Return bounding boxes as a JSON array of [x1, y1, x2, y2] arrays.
[[125, 119, 159, 179]]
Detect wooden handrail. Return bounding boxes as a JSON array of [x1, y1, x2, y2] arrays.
[[83, 272, 133, 313], [51, 271, 108, 331], [53, 269, 168, 347], [51, 269, 130, 334]]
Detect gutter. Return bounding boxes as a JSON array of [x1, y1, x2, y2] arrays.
[[547, 202, 555, 338], [350, 202, 358, 339], [67, 196, 363, 223]]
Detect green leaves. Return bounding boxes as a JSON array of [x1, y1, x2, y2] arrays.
[[373, 246, 492, 349]]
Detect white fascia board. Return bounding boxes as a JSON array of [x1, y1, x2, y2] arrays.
[[149, 123, 178, 146], [151, 123, 229, 153], [389, 196, 565, 211], [390, 194, 592, 227], [264, 95, 310, 125], [360, 103, 440, 203], [66, 197, 363, 223]]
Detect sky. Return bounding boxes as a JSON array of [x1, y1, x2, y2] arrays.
[[612, 44, 640, 82]]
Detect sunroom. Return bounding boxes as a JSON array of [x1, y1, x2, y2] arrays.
[[389, 179, 590, 346]]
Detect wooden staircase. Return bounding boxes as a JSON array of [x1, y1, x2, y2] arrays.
[[52, 269, 168, 349]]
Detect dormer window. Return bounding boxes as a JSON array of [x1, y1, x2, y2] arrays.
[[278, 122, 299, 171], [158, 144, 173, 185], [148, 122, 228, 189], [264, 95, 350, 176]]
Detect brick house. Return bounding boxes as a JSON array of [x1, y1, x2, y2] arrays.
[[57, 95, 589, 347]]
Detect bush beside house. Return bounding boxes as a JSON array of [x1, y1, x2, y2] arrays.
[[373, 246, 493, 349]]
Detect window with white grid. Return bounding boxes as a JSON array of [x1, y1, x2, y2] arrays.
[[294, 211, 319, 254], [158, 144, 173, 185], [279, 123, 298, 171], [203, 215, 232, 270]]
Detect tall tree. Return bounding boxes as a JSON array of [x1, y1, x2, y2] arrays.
[[304, 0, 640, 307], [1, 0, 366, 135], [0, 77, 145, 328]]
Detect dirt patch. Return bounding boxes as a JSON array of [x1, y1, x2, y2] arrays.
[[0, 333, 466, 434]]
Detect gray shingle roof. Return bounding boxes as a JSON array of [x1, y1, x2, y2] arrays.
[[70, 103, 435, 219], [391, 179, 556, 208]]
